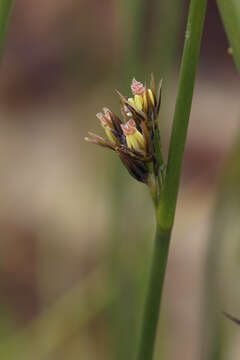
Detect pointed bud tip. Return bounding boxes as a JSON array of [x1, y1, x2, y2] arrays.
[[96, 112, 109, 127], [131, 78, 145, 96], [96, 112, 104, 120], [102, 107, 111, 120]]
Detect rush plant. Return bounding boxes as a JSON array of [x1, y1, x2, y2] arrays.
[[1, 0, 240, 359], [86, 0, 208, 357], [86, 1, 207, 358]]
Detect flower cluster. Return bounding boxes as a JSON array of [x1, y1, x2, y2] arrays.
[[85, 75, 163, 185]]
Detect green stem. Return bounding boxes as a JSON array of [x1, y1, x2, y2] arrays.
[[136, 224, 171, 360], [137, 0, 208, 359], [0, 0, 14, 57], [158, 0, 207, 230]]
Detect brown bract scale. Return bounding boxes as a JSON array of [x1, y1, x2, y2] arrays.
[[85, 74, 163, 184]]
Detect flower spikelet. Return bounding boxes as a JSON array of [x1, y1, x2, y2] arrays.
[[85, 74, 163, 185]]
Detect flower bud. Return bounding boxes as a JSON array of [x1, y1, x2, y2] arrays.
[[121, 119, 146, 154], [96, 112, 119, 144], [143, 89, 155, 111], [128, 94, 144, 111], [86, 74, 163, 184], [129, 78, 155, 113], [131, 78, 145, 95]]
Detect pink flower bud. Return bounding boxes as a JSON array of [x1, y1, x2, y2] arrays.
[[121, 119, 137, 136], [131, 78, 145, 95]]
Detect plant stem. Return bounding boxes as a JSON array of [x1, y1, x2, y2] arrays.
[[136, 0, 208, 359], [0, 0, 14, 57], [158, 0, 207, 230], [137, 224, 171, 360]]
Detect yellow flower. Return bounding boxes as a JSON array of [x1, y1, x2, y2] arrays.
[[128, 79, 155, 112], [128, 95, 144, 111], [121, 119, 146, 154]]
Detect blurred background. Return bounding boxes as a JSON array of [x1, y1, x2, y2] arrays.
[[0, 0, 239, 359]]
